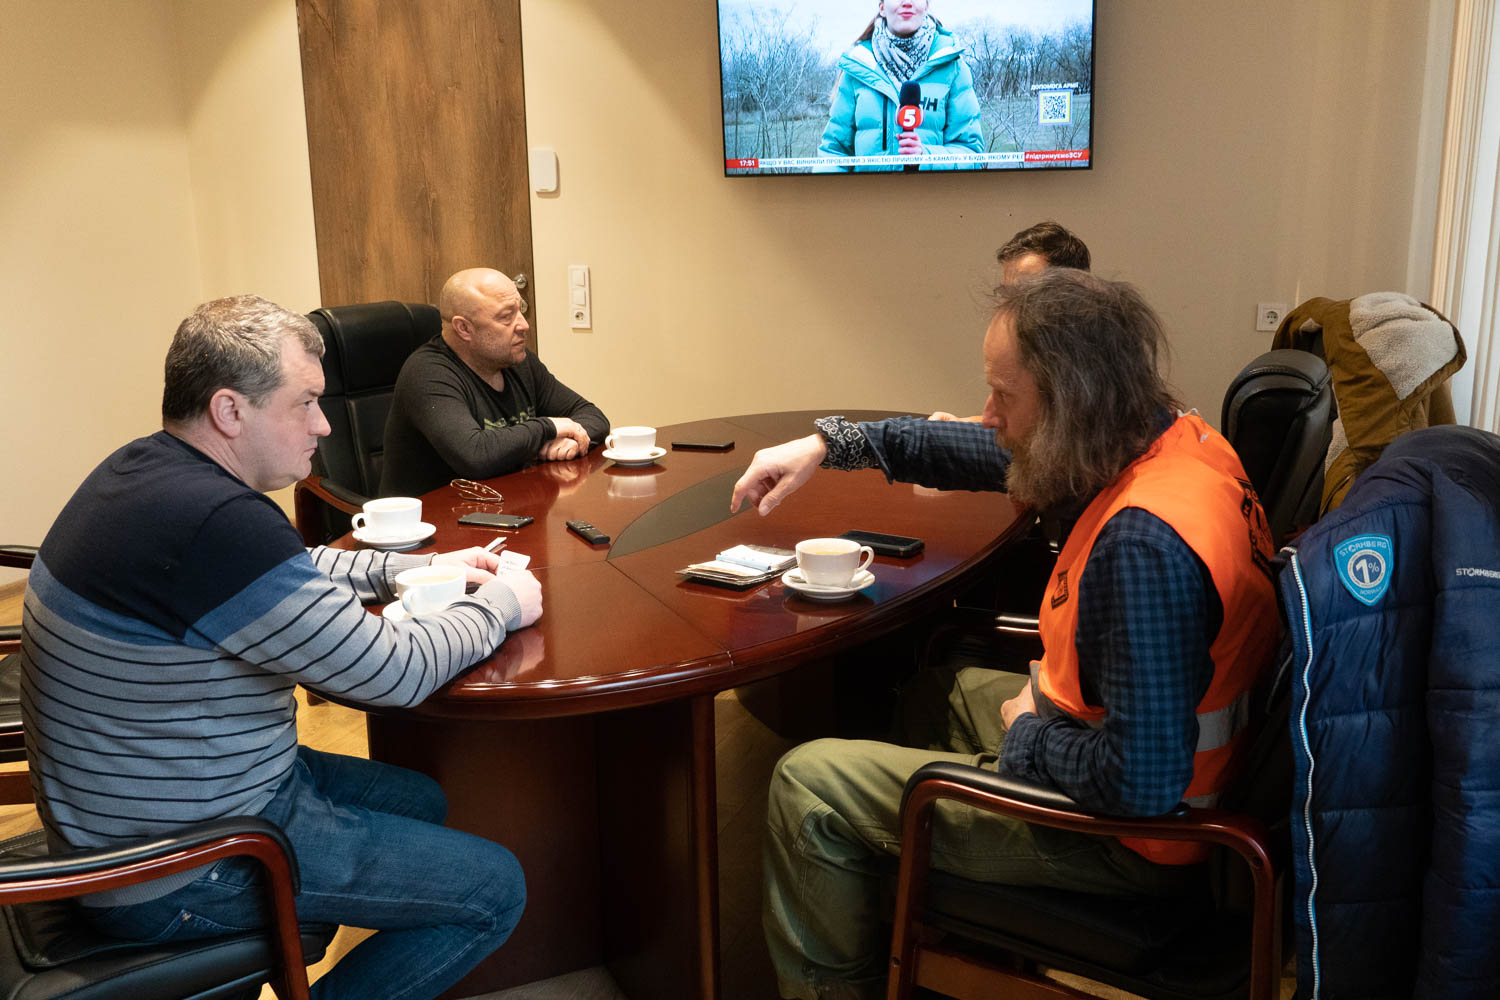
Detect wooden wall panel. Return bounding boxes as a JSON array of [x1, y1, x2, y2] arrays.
[[296, 0, 534, 338]]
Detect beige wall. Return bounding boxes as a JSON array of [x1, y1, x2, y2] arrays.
[[0, 0, 315, 583], [173, 0, 320, 516], [1, 0, 203, 580], [521, 0, 1442, 431], [2, 0, 1448, 582], [175, 0, 319, 309]]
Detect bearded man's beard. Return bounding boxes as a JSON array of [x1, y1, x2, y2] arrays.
[[1003, 428, 1071, 512]]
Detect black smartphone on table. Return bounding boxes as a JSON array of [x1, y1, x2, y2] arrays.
[[457, 512, 534, 529], [671, 439, 735, 451], [839, 529, 924, 558]]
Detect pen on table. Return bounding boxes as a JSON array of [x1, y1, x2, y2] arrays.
[[484, 536, 507, 553]]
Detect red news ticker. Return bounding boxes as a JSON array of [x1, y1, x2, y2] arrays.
[[1024, 149, 1090, 162], [726, 158, 760, 168]]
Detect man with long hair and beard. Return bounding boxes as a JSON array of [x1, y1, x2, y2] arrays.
[[731, 269, 1278, 1000]]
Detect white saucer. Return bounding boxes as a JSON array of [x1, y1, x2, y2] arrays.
[[781, 567, 876, 601], [382, 600, 458, 621], [603, 446, 667, 467], [353, 522, 436, 551]]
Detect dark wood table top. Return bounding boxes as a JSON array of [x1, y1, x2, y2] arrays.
[[335, 411, 1025, 720]]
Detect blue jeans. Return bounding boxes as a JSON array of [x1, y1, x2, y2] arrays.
[[86, 746, 526, 1000]]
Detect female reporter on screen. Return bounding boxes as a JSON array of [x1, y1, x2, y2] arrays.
[[815, 0, 982, 173]]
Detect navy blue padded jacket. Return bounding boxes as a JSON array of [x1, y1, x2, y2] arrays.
[[1279, 425, 1500, 999]]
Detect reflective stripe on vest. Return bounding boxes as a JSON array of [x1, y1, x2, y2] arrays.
[[1029, 663, 1252, 753], [1025, 670, 1250, 814], [1032, 414, 1277, 865]]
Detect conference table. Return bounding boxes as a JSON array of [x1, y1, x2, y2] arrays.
[[331, 411, 1026, 1000]]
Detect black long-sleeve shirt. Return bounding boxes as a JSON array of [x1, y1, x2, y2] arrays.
[[380, 336, 609, 497]]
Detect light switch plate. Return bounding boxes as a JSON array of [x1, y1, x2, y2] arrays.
[[568, 265, 591, 329]]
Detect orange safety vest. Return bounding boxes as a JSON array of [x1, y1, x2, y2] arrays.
[[1031, 414, 1277, 865]]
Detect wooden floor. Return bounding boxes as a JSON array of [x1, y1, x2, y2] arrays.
[[0, 583, 20, 635], [0, 586, 1294, 999]]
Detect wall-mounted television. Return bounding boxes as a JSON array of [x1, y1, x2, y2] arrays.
[[716, 1, 1095, 176]]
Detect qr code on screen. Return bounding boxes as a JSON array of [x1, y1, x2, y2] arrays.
[[1038, 91, 1071, 125]]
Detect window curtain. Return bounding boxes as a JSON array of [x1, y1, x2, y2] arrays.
[[1430, 0, 1500, 432]]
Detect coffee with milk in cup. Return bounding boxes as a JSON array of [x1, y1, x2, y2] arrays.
[[795, 537, 875, 588], [394, 564, 466, 617]]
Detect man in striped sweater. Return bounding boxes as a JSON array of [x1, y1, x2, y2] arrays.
[[20, 295, 540, 1000]]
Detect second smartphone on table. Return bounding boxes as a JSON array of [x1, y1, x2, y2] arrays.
[[458, 512, 534, 529], [838, 529, 924, 557]]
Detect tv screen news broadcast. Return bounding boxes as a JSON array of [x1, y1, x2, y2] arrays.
[[717, 0, 1095, 176]]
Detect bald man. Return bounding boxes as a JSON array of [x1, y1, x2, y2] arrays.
[[381, 268, 609, 496]]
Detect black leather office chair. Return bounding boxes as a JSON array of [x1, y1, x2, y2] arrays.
[[1221, 349, 1333, 547], [293, 301, 440, 546]]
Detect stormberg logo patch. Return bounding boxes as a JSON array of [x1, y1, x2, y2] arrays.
[[1334, 534, 1393, 606]]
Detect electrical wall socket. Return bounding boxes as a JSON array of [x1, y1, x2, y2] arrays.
[[1256, 302, 1289, 333]]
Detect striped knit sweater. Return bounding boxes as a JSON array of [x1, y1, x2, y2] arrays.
[[19, 432, 522, 877]]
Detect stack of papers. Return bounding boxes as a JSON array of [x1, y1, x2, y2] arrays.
[[678, 544, 796, 587]]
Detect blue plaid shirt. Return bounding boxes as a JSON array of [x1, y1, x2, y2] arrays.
[[816, 414, 1221, 816]]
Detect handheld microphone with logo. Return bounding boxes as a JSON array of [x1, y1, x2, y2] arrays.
[[897, 81, 923, 173]]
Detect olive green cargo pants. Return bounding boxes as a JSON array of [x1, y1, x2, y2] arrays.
[[763, 666, 1197, 1000]]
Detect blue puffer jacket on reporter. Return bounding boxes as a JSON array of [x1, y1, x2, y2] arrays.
[[1279, 425, 1500, 999], [815, 24, 983, 172]]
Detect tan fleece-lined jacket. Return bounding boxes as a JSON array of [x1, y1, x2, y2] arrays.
[[1272, 293, 1465, 512]]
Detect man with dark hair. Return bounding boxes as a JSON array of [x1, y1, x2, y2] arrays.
[[996, 218, 1092, 276], [22, 294, 540, 1000], [381, 267, 609, 497], [731, 270, 1277, 1000], [930, 220, 1090, 422]]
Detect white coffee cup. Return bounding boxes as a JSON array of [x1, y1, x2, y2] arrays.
[[795, 537, 875, 588], [351, 497, 422, 538], [605, 426, 657, 457], [394, 564, 466, 617]]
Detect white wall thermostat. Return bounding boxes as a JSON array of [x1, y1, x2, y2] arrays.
[[530, 147, 558, 194]]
